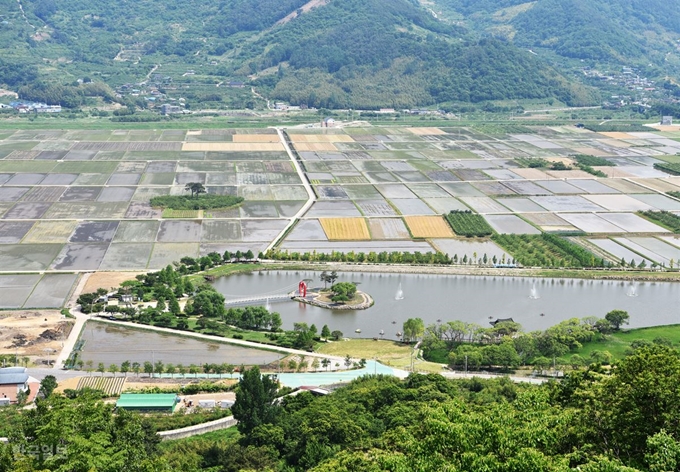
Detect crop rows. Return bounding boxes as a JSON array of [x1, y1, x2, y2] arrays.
[[445, 210, 494, 237], [491, 234, 607, 268], [404, 216, 454, 238], [319, 218, 370, 240], [654, 162, 680, 176], [638, 210, 680, 233], [76, 376, 126, 396]]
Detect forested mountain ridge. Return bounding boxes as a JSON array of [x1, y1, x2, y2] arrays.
[[0, 0, 660, 109], [435, 0, 680, 64]]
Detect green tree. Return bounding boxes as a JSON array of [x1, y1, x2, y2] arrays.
[[321, 324, 331, 340], [97, 362, 106, 376], [330, 282, 357, 302], [185, 181, 206, 198], [605, 309, 630, 330], [38, 375, 58, 399], [403, 318, 425, 343], [120, 360, 130, 377], [232, 366, 279, 440]]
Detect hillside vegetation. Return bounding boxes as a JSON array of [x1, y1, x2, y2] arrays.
[[0, 0, 597, 109]]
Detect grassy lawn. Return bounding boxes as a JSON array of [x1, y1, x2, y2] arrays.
[[159, 426, 240, 449], [316, 339, 442, 373], [188, 263, 262, 284], [573, 324, 680, 360]]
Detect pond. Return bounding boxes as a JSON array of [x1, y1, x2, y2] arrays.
[[212, 271, 680, 338], [78, 321, 283, 366]]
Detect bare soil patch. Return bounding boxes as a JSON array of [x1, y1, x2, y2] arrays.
[[82, 271, 144, 294], [0, 310, 72, 362]]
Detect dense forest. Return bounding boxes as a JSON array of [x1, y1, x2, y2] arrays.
[[438, 0, 680, 63], [4, 345, 680, 470]]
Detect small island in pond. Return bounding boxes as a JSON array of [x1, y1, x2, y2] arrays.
[[293, 273, 374, 310]]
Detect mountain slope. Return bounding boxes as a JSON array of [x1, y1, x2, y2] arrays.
[[0, 0, 598, 108], [437, 0, 680, 64]]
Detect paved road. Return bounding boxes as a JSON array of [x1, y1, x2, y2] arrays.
[[52, 275, 92, 370], [264, 128, 316, 252]]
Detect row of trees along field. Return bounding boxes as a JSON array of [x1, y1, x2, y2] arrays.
[[418, 311, 631, 369], [491, 233, 608, 268]]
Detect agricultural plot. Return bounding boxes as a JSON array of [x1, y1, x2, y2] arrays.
[[52, 243, 110, 270], [423, 198, 469, 214], [390, 198, 435, 215], [5, 125, 680, 280], [0, 221, 33, 243], [148, 243, 200, 269], [431, 239, 509, 261], [615, 237, 680, 264], [241, 220, 288, 241], [529, 196, 606, 212], [356, 199, 398, 217], [459, 197, 509, 214], [403, 216, 454, 238], [368, 218, 411, 239], [306, 201, 361, 217], [113, 221, 160, 243], [319, 218, 371, 240], [23, 273, 78, 308], [444, 211, 494, 237], [287, 220, 328, 241], [597, 213, 668, 233], [559, 213, 627, 233], [587, 239, 654, 266], [99, 243, 154, 270], [279, 240, 435, 254], [376, 184, 417, 199], [0, 274, 43, 308], [492, 234, 606, 268], [485, 215, 541, 235]]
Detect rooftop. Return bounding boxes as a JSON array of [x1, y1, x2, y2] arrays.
[[116, 393, 179, 409]]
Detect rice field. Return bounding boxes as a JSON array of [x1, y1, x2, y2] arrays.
[[403, 216, 454, 238], [319, 217, 371, 240]]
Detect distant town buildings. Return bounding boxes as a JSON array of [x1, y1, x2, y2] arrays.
[[9, 102, 61, 113]]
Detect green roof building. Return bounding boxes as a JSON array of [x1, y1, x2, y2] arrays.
[[116, 393, 179, 412]]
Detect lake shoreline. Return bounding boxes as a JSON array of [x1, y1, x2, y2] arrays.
[[254, 261, 680, 283]]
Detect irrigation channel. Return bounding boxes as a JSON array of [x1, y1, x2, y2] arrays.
[[212, 271, 680, 337]]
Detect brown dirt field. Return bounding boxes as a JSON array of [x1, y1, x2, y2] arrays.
[[544, 169, 597, 179], [232, 134, 281, 143], [510, 168, 554, 180], [407, 127, 447, 135], [55, 376, 81, 393], [647, 125, 680, 132], [571, 147, 610, 157], [181, 142, 285, 151], [289, 134, 353, 143], [82, 271, 144, 294], [0, 310, 72, 362], [293, 142, 338, 151], [599, 132, 635, 139], [601, 139, 632, 148]]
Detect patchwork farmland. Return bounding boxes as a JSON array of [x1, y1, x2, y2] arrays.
[[4, 124, 680, 307]]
